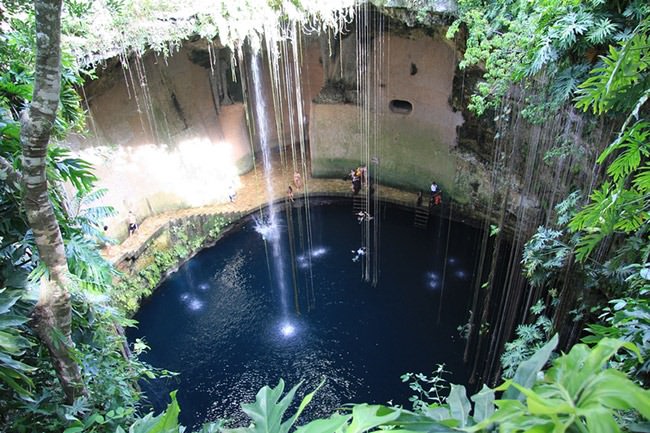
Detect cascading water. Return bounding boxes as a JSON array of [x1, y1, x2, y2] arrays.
[[250, 53, 293, 336]]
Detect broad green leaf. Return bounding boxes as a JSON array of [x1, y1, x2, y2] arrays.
[[238, 379, 301, 433], [280, 379, 324, 433], [346, 404, 401, 433], [0, 291, 20, 315], [546, 343, 591, 397], [582, 338, 641, 375], [0, 353, 37, 373], [0, 366, 33, 398], [628, 422, 650, 432], [295, 414, 351, 433], [510, 383, 573, 415], [470, 385, 494, 423], [503, 334, 558, 401], [0, 314, 30, 328], [447, 384, 471, 427], [127, 391, 181, 433], [583, 407, 620, 433], [386, 408, 458, 432], [464, 399, 527, 432], [421, 406, 451, 421], [578, 369, 650, 419]]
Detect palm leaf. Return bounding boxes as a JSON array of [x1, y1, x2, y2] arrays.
[[0, 288, 35, 397]]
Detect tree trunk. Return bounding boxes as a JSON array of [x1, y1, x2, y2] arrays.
[[20, 0, 86, 403]]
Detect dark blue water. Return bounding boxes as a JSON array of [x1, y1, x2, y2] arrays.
[[128, 200, 483, 429]]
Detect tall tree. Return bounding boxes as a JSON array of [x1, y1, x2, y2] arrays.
[[20, 0, 86, 402]]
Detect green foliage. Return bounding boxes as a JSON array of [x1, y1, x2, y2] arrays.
[[47, 146, 97, 195], [111, 215, 232, 315], [568, 19, 650, 262], [0, 8, 158, 431], [0, 287, 35, 397], [522, 227, 570, 287], [449, 0, 649, 115], [225, 379, 322, 433], [62, 0, 358, 65], [401, 364, 449, 411], [119, 336, 649, 433], [1, 293, 164, 433], [576, 24, 650, 116], [500, 301, 553, 380], [114, 390, 186, 433], [584, 294, 650, 381], [476, 338, 650, 433]]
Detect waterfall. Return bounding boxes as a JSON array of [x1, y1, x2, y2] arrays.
[[250, 53, 292, 331]]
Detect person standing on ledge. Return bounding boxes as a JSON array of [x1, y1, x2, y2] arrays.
[[293, 171, 302, 189], [430, 182, 442, 207], [227, 182, 237, 202], [127, 211, 138, 236], [430, 181, 439, 197], [287, 185, 294, 202]]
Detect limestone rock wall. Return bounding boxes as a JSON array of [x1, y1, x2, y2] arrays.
[[70, 18, 504, 238], [310, 30, 483, 201], [70, 42, 253, 239]]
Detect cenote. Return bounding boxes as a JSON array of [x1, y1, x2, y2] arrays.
[[128, 199, 487, 429]]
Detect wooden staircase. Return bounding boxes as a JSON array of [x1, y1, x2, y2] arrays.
[[352, 194, 367, 215], [413, 205, 430, 229]]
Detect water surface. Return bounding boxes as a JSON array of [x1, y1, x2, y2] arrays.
[[129, 200, 483, 428]]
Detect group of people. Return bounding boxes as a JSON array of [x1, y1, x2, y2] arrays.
[[121, 171, 440, 267], [430, 181, 442, 206], [128, 211, 138, 236], [416, 181, 443, 207], [351, 246, 366, 262], [287, 171, 302, 202], [356, 211, 373, 224], [347, 166, 367, 194]]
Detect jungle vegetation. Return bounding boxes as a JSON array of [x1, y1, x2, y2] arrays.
[[0, 0, 648, 432]]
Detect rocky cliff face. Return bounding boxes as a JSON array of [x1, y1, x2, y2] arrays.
[[69, 10, 518, 238]]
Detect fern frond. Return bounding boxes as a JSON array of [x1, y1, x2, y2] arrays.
[[587, 18, 619, 44], [556, 11, 592, 49], [550, 64, 589, 103], [529, 36, 557, 75], [633, 164, 650, 193], [65, 234, 116, 294], [576, 31, 650, 114]]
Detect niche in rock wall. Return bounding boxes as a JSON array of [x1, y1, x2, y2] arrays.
[[389, 99, 413, 114]]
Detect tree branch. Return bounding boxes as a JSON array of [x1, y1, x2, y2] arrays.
[[21, 0, 86, 403]]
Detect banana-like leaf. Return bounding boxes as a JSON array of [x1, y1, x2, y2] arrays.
[[503, 334, 558, 401], [127, 390, 181, 433], [345, 404, 401, 433], [470, 385, 494, 423], [295, 413, 351, 433], [224, 379, 320, 433], [447, 384, 471, 427]]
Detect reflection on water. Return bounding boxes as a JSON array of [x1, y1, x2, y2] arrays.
[[296, 245, 328, 269], [254, 217, 281, 242], [425, 271, 440, 290], [279, 322, 297, 337], [128, 202, 483, 430]]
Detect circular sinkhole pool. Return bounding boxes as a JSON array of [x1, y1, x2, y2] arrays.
[[128, 199, 484, 429]]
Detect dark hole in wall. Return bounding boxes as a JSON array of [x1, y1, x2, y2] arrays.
[[171, 92, 188, 129], [389, 99, 413, 114]]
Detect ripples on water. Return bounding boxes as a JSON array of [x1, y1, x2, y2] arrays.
[[129, 202, 482, 430]]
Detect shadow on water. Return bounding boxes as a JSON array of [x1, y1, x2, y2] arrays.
[[127, 200, 487, 429]]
